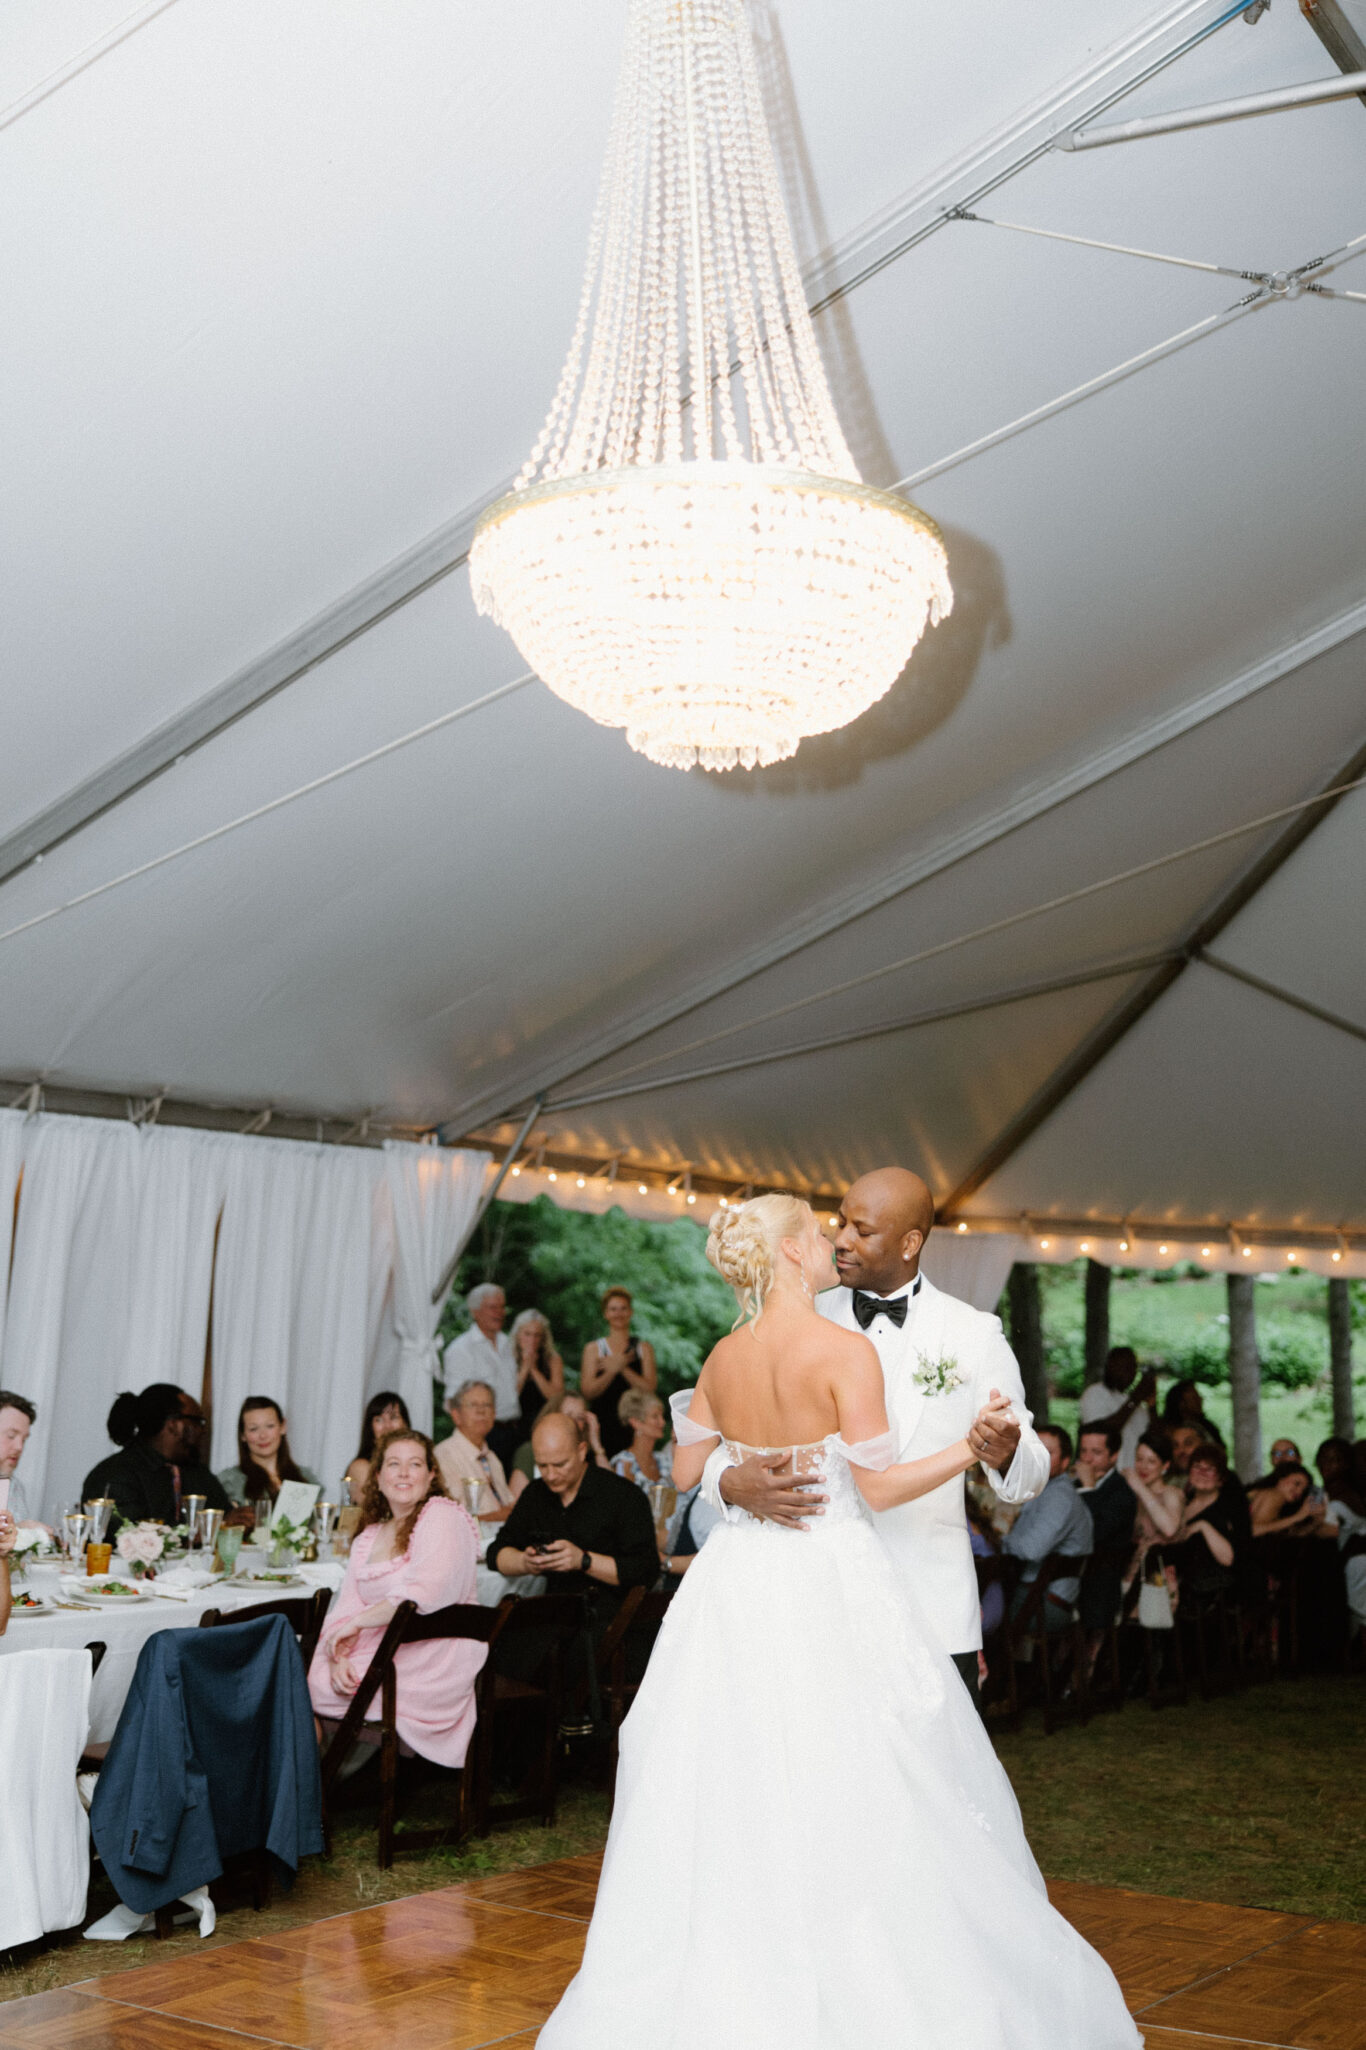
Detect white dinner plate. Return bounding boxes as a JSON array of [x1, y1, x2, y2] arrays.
[[233, 1570, 306, 1590], [71, 1580, 151, 1605], [8, 1597, 51, 1617]]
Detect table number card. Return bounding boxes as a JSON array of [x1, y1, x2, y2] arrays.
[[271, 1480, 320, 1531]]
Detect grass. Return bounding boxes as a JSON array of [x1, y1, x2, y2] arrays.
[[4, 1679, 1361, 2005], [994, 1676, 1366, 1922]]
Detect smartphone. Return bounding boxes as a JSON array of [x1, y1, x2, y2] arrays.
[[523, 1527, 555, 1556]]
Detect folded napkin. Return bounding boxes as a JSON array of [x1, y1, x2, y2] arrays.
[[150, 1564, 217, 1593]]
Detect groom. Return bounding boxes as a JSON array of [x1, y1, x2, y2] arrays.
[[702, 1167, 1048, 1703]]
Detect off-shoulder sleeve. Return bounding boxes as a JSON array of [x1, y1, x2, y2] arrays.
[[836, 1430, 897, 1471], [670, 1389, 721, 1447]]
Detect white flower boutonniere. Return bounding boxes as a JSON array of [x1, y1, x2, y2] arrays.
[[911, 1351, 965, 1397]]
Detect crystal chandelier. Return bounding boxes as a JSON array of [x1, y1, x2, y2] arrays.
[[470, 0, 952, 771]]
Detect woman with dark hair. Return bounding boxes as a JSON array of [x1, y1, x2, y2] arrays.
[[581, 1287, 657, 1460], [1167, 1440, 1242, 1598], [1249, 1461, 1326, 1537], [81, 1384, 239, 1529], [216, 1397, 320, 1509], [343, 1391, 410, 1502], [1160, 1379, 1226, 1450], [308, 1429, 485, 1766]]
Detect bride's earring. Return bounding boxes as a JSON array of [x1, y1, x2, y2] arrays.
[[799, 1263, 813, 1303]]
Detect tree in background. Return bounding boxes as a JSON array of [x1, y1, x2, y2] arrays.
[[440, 1196, 737, 1396]]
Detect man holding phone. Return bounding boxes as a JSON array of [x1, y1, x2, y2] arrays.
[[492, 1412, 659, 1617]]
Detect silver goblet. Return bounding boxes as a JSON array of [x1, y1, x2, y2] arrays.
[[197, 1506, 224, 1555], [63, 1510, 91, 1565]]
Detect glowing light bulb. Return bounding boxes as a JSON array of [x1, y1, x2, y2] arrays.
[[576, 1176, 586, 1188], [1119, 1240, 1129, 1252], [510, 1165, 521, 1177], [1201, 1247, 1212, 1259], [956, 1221, 968, 1234], [1079, 1240, 1090, 1253], [1158, 1244, 1169, 1255], [1286, 1251, 1298, 1263], [638, 1183, 648, 1195], [687, 1191, 697, 1204], [547, 1170, 557, 1182], [1242, 1246, 1253, 1257], [1332, 1250, 1343, 1262], [1039, 1238, 1050, 1250]]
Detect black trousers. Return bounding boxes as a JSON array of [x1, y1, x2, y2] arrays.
[[951, 1649, 985, 1719]]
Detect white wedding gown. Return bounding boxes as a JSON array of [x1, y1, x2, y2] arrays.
[[538, 1421, 1142, 2050]]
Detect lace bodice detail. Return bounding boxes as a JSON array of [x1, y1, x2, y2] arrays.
[[722, 1433, 870, 1528]]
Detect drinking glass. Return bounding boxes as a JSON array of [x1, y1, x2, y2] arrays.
[[197, 1507, 224, 1555], [84, 1498, 115, 1545], [181, 1493, 206, 1542], [461, 1478, 484, 1518], [63, 1511, 91, 1565], [312, 1501, 340, 1556], [215, 1525, 245, 1576]]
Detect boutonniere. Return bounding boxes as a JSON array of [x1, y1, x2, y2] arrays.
[[910, 1351, 965, 1396]]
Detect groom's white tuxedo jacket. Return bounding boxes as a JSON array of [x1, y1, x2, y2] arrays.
[[702, 1272, 1048, 1654], [819, 1275, 1047, 1653]]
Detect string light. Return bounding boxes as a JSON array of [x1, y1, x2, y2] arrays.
[[1286, 1250, 1298, 1263], [1158, 1244, 1169, 1255], [510, 1164, 521, 1177], [1118, 1239, 1130, 1253], [1332, 1249, 1343, 1263], [576, 1176, 586, 1188], [1079, 1240, 1090, 1253], [547, 1170, 557, 1183], [1242, 1245, 1253, 1257], [1039, 1237, 1051, 1250], [638, 1183, 648, 1195], [1200, 1247, 1212, 1259], [957, 1221, 968, 1234]]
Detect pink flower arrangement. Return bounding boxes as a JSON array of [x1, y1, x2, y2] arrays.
[[116, 1523, 165, 1572]]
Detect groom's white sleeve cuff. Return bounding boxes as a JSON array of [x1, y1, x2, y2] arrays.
[[699, 1443, 744, 1523]]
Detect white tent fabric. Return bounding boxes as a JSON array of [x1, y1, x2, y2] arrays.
[[372, 1141, 491, 1438], [0, 1115, 490, 1520], [920, 1233, 1025, 1314], [0, 1108, 25, 1359], [0, 2, 1362, 1267]]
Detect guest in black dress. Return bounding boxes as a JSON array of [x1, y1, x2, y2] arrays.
[[509, 1309, 565, 1450], [579, 1288, 657, 1461]]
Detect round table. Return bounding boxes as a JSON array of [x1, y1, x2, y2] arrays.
[[4, 1555, 542, 1741]]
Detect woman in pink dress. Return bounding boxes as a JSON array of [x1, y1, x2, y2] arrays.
[[308, 1429, 485, 1766]]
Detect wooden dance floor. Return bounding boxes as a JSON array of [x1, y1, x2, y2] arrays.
[[2, 1855, 1363, 2049]]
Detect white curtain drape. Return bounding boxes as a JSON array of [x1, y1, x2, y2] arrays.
[[1, 1119, 228, 1519], [209, 1137, 379, 1493], [376, 1141, 490, 1436], [0, 1107, 26, 1371], [920, 1232, 1023, 1313]]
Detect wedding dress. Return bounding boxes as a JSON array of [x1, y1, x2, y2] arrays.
[[537, 1405, 1141, 2050]]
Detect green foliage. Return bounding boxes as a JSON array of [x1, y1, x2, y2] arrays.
[[439, 1196, 737, 1394]]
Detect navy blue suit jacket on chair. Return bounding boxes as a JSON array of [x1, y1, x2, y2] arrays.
[[90, 1613, 324, 1914]]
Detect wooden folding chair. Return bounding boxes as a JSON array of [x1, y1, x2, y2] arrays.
[[1078, 1544, 1133, 1714], [199, 1586, 332, 1670], [1005, 1553, 1089, 1733], [974, 1554, 1021, 1726], [595, 1585, 671, 1794]]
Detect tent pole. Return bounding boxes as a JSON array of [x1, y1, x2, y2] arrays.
[[1227, 1273, 1263, 1482], [430, 1095, 544, 1307], [1328, 1278, 1355, 1439]]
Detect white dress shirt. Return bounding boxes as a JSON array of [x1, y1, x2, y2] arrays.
[[442, 1326, 520, 1423]]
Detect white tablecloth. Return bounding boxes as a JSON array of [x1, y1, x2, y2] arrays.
[[4, 1556, 541, 1740]]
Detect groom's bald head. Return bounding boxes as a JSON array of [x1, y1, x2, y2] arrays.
[[834, 1168, 935, 1295]]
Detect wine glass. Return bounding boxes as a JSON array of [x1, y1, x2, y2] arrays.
[[63, 1510, 91, 1566]]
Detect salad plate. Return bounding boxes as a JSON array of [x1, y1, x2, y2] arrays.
[[9, 1590, 51, 1616], [71, 1577, 151, 1605]]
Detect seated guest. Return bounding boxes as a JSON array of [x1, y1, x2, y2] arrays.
[[1316, 1437, 1366, 1518], [1168, 1440, 1242, 1597], [1075, 1423, 1138, 1659], [1167, 1423, 1217, 1476], [511, 1393, 611, 1492], [343, 1391, 410, 1503], [1120, 1429, 1185, 1571], [1162, 1379, 1225, 1451], [434, 1380, 514, 1527], [492, 1413, 660, 1640], [83, 1385, 239, 1530], [1078, 1347, 1158, 1469], [309, 1430, 485, 1767], [217, 1396, 320, 1510], [1002, 1425, 1093, 1628], [1269, 1437, 1303, 1468], [0, 1390, 48, 1532], [1248, 1461, 1326, 1537], [510, 1309, 565, 1448], [612, 1388, 673, 1492]]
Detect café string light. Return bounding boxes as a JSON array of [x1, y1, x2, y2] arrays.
[[469, 0, 952, 771]]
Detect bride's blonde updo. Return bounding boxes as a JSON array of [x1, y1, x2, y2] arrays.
[[706, 1193, 812, 1325]]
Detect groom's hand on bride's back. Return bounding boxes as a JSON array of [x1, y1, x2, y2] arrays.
[[718, 1453, 826, 1527]]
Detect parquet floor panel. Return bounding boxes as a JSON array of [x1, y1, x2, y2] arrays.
[[4, 1866, 1363, 2050]]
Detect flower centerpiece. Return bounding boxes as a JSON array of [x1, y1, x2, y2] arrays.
[[267, 1512, 310, 1571], [115, 1522, 165, 1579]]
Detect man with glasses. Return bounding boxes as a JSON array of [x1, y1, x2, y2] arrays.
[[82, 1384, 242, 1530]]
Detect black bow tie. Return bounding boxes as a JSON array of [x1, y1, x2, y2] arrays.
[[852, 1284, 917, 1331]]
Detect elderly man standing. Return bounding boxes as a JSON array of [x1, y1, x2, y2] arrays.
[[442, 1284, 521, 1470]]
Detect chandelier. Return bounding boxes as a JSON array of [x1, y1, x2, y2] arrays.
[[470, 0, 952, 771]]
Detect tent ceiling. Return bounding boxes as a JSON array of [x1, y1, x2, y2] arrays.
[[1, 0, 1363, 1243]]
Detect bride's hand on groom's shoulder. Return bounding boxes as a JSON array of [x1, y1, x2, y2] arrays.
[[719, 1452, 826, 1527]]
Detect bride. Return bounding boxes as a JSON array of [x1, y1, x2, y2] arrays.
[[538, 1194, 1141, 2049]]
